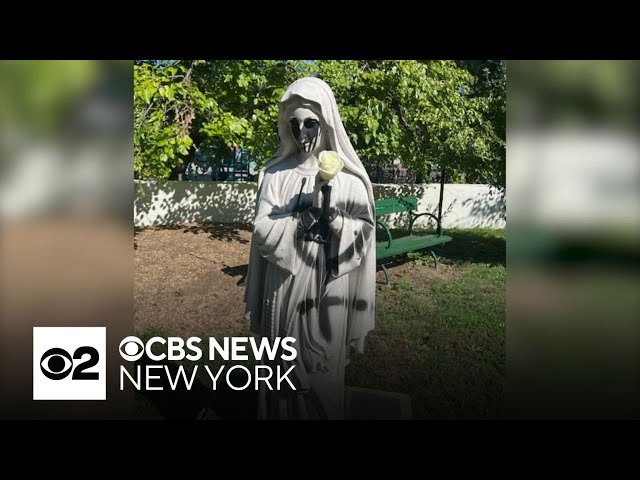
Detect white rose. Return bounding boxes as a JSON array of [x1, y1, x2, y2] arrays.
[[318, 150, 344, 181]]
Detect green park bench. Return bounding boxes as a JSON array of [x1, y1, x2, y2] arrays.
[[375, 196, 452, 285]]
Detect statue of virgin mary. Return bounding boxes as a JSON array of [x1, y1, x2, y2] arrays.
[[244, 77, 376, 419]]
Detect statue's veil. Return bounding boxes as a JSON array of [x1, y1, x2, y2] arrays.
[[261, 77, 375, 208]]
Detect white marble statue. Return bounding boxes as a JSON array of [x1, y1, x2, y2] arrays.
[[244, 77, 376, 419]]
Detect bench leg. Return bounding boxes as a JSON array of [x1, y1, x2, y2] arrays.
[[381, 264, 391, 286], [430, 250, 438, 268]]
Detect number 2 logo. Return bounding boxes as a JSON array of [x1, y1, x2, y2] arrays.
[[40, 346, 100, 381]]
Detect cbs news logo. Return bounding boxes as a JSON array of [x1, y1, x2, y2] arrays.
[[33, 327, 106, 400]]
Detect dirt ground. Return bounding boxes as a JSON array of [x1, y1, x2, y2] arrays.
[[133, 222, 458, 338], [135, 223, 252, 338]]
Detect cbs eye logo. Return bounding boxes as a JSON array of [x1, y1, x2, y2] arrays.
[[40, 346, 99, 381], [119, 336, 144, 361], [33, 327, 106, 401]]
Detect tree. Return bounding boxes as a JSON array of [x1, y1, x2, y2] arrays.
[[135, 60, 200, 179], [134, 60, 505, 190], [192, 60, 309, 165], [310, 60, 504, 188], [134, 60, 307, 180], [455, 60, 506, 189]]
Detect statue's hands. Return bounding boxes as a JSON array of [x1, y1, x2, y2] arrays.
[[298, 175, 340, 241], [299, 206, 323, 230]]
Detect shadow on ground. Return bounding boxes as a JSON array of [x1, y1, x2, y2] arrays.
[[435, 228, 505, 266], [377, 228, 506, 277], [222, 264, 248, 286], [134, 358, 257, 420], [137, 223, 253, 244]]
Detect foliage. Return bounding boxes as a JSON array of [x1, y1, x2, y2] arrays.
[[134, 60, 307, 180], [311, 60, 505, 188], [134, 60, 505, 190], [191, 60, 310, 166], [455, 60, 506, 189], [135, 60, 205, 179]]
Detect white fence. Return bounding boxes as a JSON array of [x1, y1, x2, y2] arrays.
[[134, 180, 505, 229]]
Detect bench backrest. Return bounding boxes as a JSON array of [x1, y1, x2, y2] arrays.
[[375, 196, 418, 217]]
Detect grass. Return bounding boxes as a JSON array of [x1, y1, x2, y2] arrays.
[[346, 228, 506, 419]]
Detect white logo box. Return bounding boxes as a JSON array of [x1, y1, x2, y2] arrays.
[[33, 327, 106, 400]]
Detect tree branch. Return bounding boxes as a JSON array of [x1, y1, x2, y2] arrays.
[[392, 100, 411, 131]]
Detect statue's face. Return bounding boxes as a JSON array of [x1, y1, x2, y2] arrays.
[[289, 107, 322, 154]]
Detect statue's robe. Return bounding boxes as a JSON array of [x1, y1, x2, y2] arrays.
[[244, 158, 376, 419]]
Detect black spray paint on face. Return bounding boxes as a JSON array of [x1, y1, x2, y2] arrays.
[[289, 107, 322, 154]]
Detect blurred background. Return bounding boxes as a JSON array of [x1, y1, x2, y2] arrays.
[[0, 60, 134, 419], [0, 60, 638, 419], [508, 60, 640, 418]]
